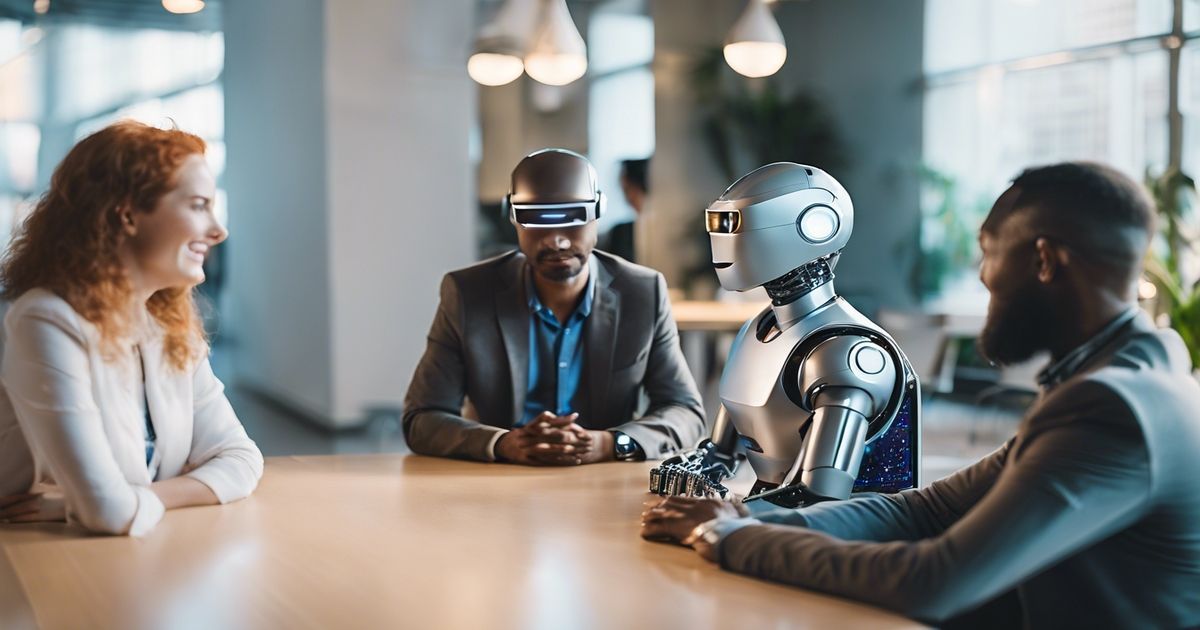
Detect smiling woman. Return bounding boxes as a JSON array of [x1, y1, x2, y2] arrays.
[[0, 120, 262, 536]]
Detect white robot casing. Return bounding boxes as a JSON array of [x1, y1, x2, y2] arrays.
[[651, 162, 921, 507]]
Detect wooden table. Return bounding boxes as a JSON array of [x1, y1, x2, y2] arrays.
[[0, 455, 923, 629]]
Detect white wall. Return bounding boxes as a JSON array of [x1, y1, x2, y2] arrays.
[[224, 0, 475, 427], [224, 0, 334, 419], [326, 0, 475, 423]]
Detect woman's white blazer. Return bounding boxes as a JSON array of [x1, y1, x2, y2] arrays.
[[0, 288, 263, 535]]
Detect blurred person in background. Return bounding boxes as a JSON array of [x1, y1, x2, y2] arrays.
[[605, 157, 649, 264]]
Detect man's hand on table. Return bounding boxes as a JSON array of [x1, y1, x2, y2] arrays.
[[640, 495, 749, 562], [495, 412, 615, 466], [0, 490, 66, 524]]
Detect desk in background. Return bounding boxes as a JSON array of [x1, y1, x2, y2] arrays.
[[0, 455, 922, 629], [671, 299, 768, 395], [670, 299, 767, 332]]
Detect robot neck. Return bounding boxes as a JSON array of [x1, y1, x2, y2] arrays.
[[764, 259, 838, 331]]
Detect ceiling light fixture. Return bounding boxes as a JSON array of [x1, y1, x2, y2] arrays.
[[468, 0, 539, 87], [724, 0, 787, 78], [468, 0, 588, 88], [162, 0, 205, 15], [523, 0, 587, 86]]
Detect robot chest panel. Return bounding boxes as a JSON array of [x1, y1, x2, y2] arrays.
[[715, 316, 811, 434], [718, 317, 810, 411], [717, 323, 812, 477]]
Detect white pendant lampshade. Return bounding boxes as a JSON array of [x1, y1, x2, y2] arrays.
[[468, 52, 525, 86], [162, 0, 205, 14], [468, 0, 539, 87], [524, 0, 587, 86], [724, 0, 786, 78]]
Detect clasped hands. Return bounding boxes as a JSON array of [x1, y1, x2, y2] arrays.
[[495, 411, 615, 466]]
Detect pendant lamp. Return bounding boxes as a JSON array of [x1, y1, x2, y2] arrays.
[[162, 0, 205, 14], [524, 0, 587, 86], [724, 0, 786, 78], [468, 0, 540, 86]]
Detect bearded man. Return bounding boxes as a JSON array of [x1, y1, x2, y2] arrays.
[[641, 162, 1200, 629]]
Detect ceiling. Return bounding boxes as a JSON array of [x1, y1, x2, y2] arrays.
[[0, 0, 220, 32]]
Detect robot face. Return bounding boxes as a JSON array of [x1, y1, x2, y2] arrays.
[[706, 193, 841, 239], [706, 163, 854, 292]]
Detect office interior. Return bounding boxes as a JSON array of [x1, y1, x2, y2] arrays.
[[0, 0, 1198, 627], [0, 0, 1195, 480], [0, 0, 1195, 482]]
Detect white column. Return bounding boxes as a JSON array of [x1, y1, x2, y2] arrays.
[[224, 0, 476, 427], [325, 0, 476, 424]]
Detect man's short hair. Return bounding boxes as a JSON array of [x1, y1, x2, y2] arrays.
[[984, 161, 1156, 277], [620, 158, 650, 194]]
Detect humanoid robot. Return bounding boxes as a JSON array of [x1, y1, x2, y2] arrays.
[[649, 163, 921, 508]]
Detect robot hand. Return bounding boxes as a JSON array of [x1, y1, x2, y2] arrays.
[[649, 407, 742, 498], [648, 440, 739, 498]]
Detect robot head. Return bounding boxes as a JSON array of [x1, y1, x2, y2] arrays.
[[504, 148, 606, 228], [706, 163, 854, 291]]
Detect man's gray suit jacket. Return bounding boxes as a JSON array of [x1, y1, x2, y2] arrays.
[[403, 250, 706, 461], [715, 313, 1200, 628]]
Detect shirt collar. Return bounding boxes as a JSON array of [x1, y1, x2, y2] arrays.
[[525, 254, 597, 319], [1035, 306, 1139, 389]]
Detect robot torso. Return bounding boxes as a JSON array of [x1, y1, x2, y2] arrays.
[[720, 293, 921, 498]]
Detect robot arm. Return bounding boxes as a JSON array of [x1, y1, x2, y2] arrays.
[[709, 404, 741, 460], [757, 335, 897, 506]]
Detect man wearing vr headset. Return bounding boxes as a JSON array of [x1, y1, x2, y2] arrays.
[[403, 149, 705, 465]]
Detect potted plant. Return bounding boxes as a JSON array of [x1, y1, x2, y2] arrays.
[[1143, 168, 1200, 372], [912, 166, 992, 300]]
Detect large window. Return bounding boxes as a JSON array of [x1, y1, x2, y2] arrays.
[[0, 20, 43, 247], [0, 19, 223, 250], [1184, 43, 1200, 175], [921, 0, 1193, 309]]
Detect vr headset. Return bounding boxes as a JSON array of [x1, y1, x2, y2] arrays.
[[504, 193, 606, 229]]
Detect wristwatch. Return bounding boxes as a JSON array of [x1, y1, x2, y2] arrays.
[[682, 518, 723, 549], [611, 431, 644, 462]]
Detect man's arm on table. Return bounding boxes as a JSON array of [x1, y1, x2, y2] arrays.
[[716, 381, 1151, 622], [745, 438, 1011, 542], [609, 274, 706, 459], [403, 274, 505, 461]]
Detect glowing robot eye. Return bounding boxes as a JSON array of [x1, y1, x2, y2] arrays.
[[797, 205, 839, 243], [706, 210, 741, 234]]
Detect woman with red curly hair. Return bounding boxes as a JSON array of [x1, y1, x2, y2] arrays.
[[0, 121, 263, 536]]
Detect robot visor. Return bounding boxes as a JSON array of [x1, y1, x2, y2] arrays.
[[706, 210, 742, 234], [511, 200, 598, 228]]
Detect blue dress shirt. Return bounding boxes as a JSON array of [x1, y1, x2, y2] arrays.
[[518, 257, 597, 427]]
